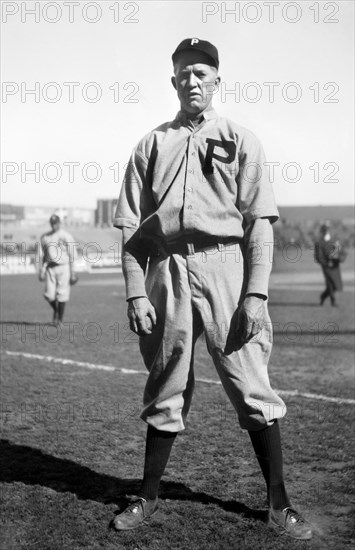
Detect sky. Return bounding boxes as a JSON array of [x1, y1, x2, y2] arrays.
[[1, 0, 354, 209]]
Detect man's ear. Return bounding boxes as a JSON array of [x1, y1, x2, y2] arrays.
[[171, 76, 177, 90], [215, 76, 221, 88]]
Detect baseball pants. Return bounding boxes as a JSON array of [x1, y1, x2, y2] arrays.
[[139, 242, 286, 432], [44, 263, 71, 302]]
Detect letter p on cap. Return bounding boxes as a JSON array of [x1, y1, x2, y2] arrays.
[[191, 38, 199, 45]]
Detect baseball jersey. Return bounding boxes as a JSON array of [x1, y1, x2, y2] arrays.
[[40, 229, 76, 266], [113, 108, 279, 242]]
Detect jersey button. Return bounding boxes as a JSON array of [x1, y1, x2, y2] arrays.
[[187, 187, 192, 192], [188, 169, 193, 174], [187, 205, 192, 210]]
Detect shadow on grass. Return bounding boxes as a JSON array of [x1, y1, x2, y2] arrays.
[[0, 439, 266, 522]]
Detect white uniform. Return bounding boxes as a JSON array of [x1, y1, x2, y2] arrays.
[[40, 228, 75, 303]]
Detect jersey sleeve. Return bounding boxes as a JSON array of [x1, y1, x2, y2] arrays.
[[113, 148, 148, 229], [39, 236, 46, 264], [237, 131, 279, 224]]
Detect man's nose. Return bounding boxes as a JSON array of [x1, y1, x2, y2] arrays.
[[186, 73, 197, 88]]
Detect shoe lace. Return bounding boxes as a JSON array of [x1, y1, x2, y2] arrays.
[[284, 507, 305, 525], [124, 497, 146, 515]]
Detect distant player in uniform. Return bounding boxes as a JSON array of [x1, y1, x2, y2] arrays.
[[39, 214, 77, 324], [112, 39, 312, 539], [315, 222, 345, 306]]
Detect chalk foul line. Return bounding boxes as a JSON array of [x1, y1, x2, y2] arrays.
[[4, 350, 354, 406], [4, 351, 116, 372]]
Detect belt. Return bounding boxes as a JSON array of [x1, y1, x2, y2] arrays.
[[151, 238, 240, 257]]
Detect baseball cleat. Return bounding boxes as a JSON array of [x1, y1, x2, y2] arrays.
[[269, 506, 313, 540], [113, 496, 158, 531]]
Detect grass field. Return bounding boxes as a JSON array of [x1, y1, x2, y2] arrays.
[[1, 251, 354, 550]]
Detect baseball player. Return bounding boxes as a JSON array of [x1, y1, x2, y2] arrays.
[[112, 39, 312, 539], [39, 214, 77, 324], [314, 222, 345, 306]]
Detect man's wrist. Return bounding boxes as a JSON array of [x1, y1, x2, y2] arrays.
[[127, 295, 147, 302], [245, 292, 267, 301]]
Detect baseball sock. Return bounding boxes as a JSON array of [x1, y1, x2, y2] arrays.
[[138, 425, 177, 501], [248, 420, 290, 510], [57, 302, 65, 322], [49, 300, 58, 318]]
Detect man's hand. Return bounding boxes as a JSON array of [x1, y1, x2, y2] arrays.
[[70, 272, 79, 285], [38, 267, 46, 282], [127, 297, 157, 336], [236, 294, 267, 344]]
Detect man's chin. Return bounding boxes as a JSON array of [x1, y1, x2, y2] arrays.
[[183, 102, 206, 114]]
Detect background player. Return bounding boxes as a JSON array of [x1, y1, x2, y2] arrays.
[[314, 222, 346, 306], [39, 214, 77, 324]]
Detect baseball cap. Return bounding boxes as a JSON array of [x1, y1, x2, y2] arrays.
[[172, 38, 219, 69], [49, 214, 60, 224]]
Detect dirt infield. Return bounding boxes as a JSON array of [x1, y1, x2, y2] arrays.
[[1, 266, 354, 549]]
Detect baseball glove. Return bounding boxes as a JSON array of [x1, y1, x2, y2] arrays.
[[70, 273, 79, 286]]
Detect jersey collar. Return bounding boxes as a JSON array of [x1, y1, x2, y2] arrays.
[[174, 107, 218, 127]]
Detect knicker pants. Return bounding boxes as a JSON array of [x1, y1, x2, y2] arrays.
[[44, 264, 71, 303], [139, 243, 286, 432]]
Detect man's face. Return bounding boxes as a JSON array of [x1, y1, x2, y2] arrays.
[[172, 51, 220, 115], [50, 221, 60, 232]]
